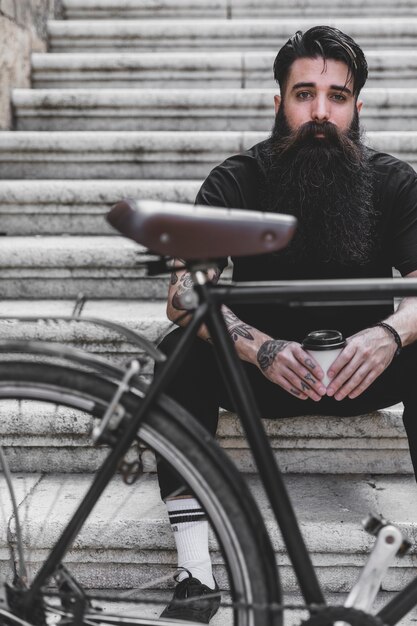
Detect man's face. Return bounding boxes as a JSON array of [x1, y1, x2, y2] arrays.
[[274, 57, 362, 135]]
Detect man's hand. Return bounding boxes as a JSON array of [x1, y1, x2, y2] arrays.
[[326, 326, 397, 400], [257, 339, 326, 401]]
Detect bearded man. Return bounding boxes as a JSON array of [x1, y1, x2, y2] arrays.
[[158, 26, 417, 623]]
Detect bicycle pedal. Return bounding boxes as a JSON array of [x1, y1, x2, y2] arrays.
[[362, 514, 411, 557]]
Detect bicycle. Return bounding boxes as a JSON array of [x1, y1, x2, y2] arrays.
[[1, 198, 417, 626]]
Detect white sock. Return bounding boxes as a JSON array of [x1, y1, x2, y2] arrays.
[[166, 497, 215, 589]]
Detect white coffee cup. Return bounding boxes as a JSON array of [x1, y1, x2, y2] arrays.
[[301, 330, 346, 387]]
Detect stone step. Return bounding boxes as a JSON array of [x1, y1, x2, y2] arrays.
[[0, 396, 410, 474], [0, 237, 171, 299], [1, 131, 417, 180], [0, 299, 169, 349], [47, 19, 417, 53], [31, 50, 417, 89], [61, 0, 417, 19], [0, 180, 199, 236], [1, 473, 416, 592], [0, 300, 410, 475], [13, 88, 417, 132]]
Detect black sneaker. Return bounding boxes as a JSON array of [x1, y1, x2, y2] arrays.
[[160, 572, 221, 623]]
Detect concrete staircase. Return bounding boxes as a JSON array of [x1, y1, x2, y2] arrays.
[[1, 1, 417, 622]]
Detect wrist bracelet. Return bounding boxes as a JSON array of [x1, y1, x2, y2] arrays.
[[375, 322, 402, 357]]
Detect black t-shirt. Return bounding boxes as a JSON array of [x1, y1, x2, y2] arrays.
[[195, 140, 417, 342]]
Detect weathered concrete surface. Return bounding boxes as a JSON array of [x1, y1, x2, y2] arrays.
[[13, 87, 417, 132], [31, 50, 417, 89], [62, 0, 417, 19], [1, 474, 416, 591], [1, 130, 417, 180], [47, 18, 417, 52], [0, 1, 61, 128], [0, 16, 33, 129], [0, 179, 199, 235]]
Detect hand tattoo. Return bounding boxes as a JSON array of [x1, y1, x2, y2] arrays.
[[289, 387, 301, 397], [304, 358, 316, 369], [223, 310, 254, 342], [304, 372, 316, 385], [257, 340, 290, 371], [170, 272, 179, 286]]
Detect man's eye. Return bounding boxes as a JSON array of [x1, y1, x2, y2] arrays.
[[296, 91, 312, 100], [331, 93, 347, 102]]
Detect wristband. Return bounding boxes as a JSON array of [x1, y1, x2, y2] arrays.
[[375, 322, 402, 357]]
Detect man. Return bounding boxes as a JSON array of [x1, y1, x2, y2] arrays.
[[158, 26, 417, 623]]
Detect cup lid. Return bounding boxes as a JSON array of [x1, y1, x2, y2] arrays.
[[302, 329, 346, 350]]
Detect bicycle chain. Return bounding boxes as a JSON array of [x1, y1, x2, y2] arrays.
[[301, 606, 387, 626], [81, 592, 388, 619]]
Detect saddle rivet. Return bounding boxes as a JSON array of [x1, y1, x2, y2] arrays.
[[263, 231, 276, 242], [160, 232, 170, 243]]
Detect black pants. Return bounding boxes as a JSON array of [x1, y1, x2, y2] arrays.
[[156, 327, 417, 500]]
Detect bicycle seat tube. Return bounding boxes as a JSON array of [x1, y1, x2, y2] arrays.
[[191, 270, 326, 607]]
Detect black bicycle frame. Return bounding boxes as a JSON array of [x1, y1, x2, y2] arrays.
[[21, 276, 417, 624]]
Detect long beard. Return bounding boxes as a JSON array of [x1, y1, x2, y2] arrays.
[[259, 107, 378, 266]]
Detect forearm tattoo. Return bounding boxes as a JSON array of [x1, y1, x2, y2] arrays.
[[257, 339, 290, 371], [172, 273, 194, 310], [223, 309, 254, 342], [211, 267, 222, 283], [171, 267, 222, 311]]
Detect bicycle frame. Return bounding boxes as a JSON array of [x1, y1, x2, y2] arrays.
[[15, 275, 417, 623]]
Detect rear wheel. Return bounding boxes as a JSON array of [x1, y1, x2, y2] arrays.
[[0, 360, 281, 626]]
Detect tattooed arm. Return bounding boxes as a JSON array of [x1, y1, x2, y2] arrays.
[[222, 317, 327, 401], [167, 264, 326, 400], [166, 262, 221, 341]]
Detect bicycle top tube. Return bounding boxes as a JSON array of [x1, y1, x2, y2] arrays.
[[107, 198, 417, 302]]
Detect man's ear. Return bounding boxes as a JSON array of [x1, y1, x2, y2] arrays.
[[274, 94, 281, 115], [356, 99, 363, 114]]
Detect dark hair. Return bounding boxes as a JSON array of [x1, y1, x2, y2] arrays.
[[273, 25, 368, 98]]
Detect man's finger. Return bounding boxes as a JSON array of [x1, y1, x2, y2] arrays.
[[285, 369, 324, 402], [327, 344, 356, 380], [289, 387, 308, 399], [294, 347, 325, 381], [347, 371, 377, 399], [326, 356, 362, 396], [333, 364, 372, 400], [277, 374, 308, 400]]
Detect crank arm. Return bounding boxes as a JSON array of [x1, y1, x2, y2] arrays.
[[344, 516, 410, 613]]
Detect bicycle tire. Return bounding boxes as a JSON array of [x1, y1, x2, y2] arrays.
[[0, 360, 281, 626]]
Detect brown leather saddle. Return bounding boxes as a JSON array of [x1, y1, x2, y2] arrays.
[[107, 198, 297, 260]]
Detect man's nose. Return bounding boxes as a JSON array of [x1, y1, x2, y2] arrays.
[[311, 96, 330, 122]]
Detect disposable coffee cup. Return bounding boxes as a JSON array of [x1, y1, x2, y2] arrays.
[[302, 330, 346, 387]]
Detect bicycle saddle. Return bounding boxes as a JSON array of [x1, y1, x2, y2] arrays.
[[107, 199, 297, 259]]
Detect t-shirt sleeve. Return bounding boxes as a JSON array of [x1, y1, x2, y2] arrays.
[[195, 163, 242, 209], [391, 163, 417, 276], [194, 163, 244, 271]]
